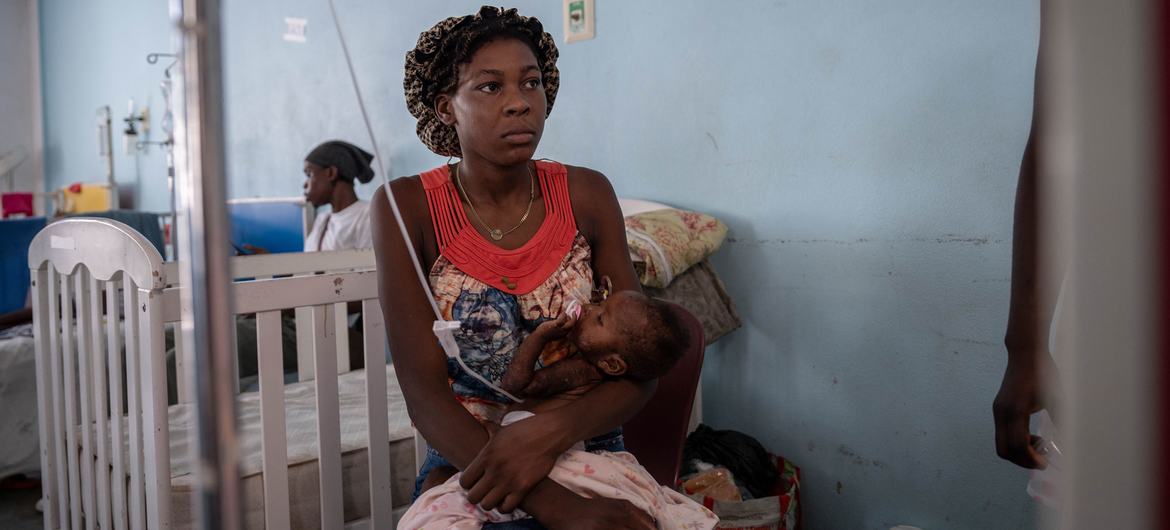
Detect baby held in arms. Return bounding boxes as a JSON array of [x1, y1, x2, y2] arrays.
[[399, 290, 717, 529]]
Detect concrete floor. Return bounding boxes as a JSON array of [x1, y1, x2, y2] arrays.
[[0, 482, 43, 530]]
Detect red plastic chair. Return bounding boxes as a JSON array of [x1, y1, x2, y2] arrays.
[[623, 303, 706, 486]]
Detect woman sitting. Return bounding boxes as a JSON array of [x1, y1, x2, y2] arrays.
[[302, 140, 376, 252], [373, 7, 664, 529]]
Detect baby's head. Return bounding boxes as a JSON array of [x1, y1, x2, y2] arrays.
[[569, 290, 691, 381]]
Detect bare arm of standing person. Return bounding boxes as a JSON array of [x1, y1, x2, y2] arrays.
[[994, 2, 1062, 470]]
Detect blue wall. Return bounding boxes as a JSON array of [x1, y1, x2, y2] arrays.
[[39, 0, 172, 210], [40, 1, 1041, 528]]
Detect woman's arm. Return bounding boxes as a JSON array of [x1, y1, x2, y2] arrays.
[[370, 179, 489, 468], [0, 307, 32, 330]]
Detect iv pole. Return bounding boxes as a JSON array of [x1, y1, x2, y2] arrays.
[[169, 0, 241, 527], [97, 106, 120, 209], [143, 52, 179, 260]]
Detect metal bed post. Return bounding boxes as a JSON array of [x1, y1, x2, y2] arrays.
[[169, 0, 241, 527]]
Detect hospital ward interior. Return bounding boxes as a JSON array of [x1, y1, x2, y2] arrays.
[[0, 1, 1167, 529]]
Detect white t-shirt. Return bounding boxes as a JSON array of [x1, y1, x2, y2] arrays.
[[304, 200, 372, 252]]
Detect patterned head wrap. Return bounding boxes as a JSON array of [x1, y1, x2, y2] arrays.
[[404, 6, 560, 157]]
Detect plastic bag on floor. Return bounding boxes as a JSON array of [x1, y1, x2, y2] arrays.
[[683, 424, 779, 499], [683, 467, 742, 502], [687, 455, 800, 530], [681, 425, 801, 530]]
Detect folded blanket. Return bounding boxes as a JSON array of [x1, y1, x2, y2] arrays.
[[625, 208, 727, 288]]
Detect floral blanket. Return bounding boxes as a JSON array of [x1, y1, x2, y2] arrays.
[[625, 208, 728, 288]]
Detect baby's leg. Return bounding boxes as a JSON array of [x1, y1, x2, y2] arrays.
[[419, 465, 457, 494], [398, 472, 529, 530]]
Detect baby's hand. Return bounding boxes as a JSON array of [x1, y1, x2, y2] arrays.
[[535, 313, 575, 339]]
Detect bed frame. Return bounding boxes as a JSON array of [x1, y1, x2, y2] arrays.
[[28, 218, 411, 529]]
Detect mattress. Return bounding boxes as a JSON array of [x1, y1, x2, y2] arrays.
[[99, 367, 416, 529], [0, 334, 39, 480]]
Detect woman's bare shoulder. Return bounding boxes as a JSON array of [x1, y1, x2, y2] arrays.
[[563, 164, 618, 209], [562, 164, 622, 239], [562, 164, 611, 191], [370, 175, 435, 254], [371, 175, 426, 218]]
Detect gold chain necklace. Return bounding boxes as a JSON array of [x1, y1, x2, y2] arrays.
[[454, 162, 536, 241]]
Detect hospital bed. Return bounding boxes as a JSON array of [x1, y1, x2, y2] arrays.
[[29, 218, 413, 529], [0, 323, 39, 481]]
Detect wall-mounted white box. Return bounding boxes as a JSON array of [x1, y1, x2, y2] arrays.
[[283, 17, 308, 43], [563, 0, 595, 43]]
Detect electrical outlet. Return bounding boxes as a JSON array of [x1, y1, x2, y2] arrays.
[[563, 0, 595, 43], [284, 17, 308, 43]]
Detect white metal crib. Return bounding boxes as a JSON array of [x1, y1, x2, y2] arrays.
[[29, 218, 418, 529]]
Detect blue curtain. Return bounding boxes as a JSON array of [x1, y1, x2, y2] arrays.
[[0, 217, 47, 313]]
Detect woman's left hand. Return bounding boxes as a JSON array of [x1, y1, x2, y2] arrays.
[[459, 412, 569, 513]]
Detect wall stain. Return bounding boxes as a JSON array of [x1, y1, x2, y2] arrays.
[[705, 132, 719, 152], [946, 337, 999, 348], [838, 445, 887, 469]]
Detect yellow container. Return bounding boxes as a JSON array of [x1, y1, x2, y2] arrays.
[[59, 183, 112, 214]]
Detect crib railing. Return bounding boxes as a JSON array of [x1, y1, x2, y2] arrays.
[[29, 218, 171, 530], [30, 219, 397, 529], [162, 248, 378, 404], [223, 269, 390, 528]]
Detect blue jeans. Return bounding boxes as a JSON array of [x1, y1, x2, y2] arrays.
[[411, 429, 626, 529]]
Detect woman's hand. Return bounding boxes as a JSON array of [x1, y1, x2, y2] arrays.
[[459, 412, 570, 513], [542, 496, 657, 530]]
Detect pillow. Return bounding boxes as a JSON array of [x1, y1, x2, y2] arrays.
[[624, 209, 728, 288], [618, 198, 673, 217]]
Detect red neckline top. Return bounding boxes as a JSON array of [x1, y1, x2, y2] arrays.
[[420, 160, 577, 295]]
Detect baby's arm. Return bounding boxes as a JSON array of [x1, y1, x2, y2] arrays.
[[502, 314, 574, 396], [520, 357, 604, 398]]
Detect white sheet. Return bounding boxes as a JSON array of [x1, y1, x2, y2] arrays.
[[165, 366, 413, 482], [618, 198, 673, 217], [99, 366, 416, 528], [0, 335, 39, 480]]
